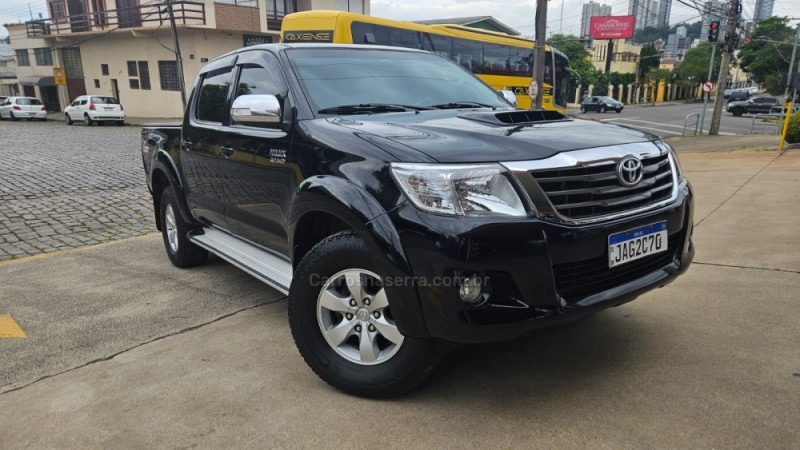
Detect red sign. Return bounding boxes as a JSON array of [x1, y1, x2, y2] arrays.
[[702, 81, 714, 93], [589, 15, 636, 39]]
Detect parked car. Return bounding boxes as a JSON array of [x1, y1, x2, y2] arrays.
[[727, 89, 750, 103], [141, 44, 694, 397], [64, 95, 125, 126], [726, 95, 779, 116], [747, 86, 759, 96], [0, 96, 47, 121], [0, 95, 7, 104], [723, 88, 733, 99], [580, 96, 624, 113]]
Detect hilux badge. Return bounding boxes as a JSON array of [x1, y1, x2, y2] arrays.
[[617, 156, 643, 187]]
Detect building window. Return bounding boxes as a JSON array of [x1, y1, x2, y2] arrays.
[[130, 79, 140, 89], [16, 49, 30, 66], [62, 47, 84, 79], [94, 79, 101, 88], [333, 0, 363, 13], [267, 0, 297, 17], [138, 61, 151, 90], [34, 48, 53, 66], [101, 64, 109, 75], [50, 1, 67, 21], [158, 61, 181, 91], [127, 61, 138, 77], [215, 0, 258, 5]]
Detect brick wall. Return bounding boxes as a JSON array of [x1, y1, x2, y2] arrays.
[[214, 3, 261, 32]]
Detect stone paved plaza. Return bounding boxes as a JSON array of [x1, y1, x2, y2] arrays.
[[0, 120, 154, 260]]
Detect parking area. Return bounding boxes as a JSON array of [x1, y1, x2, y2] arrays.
[[0, 121, 153, 260], [0, 115, 797, 447]]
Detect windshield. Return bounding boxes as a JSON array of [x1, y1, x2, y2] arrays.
[[286, 48, 512, 114], [17, 98, 42, 105], [91, 96, 119, 104]]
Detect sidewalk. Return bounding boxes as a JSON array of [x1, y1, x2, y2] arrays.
[[667, 134, 782, 152], [46, 112, 180, 126]]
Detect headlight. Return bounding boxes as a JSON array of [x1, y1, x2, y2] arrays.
[[390, 163, 527, 216]]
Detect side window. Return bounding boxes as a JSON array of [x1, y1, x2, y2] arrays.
[[422, 33, 452, 59], [235, 63, 284, 99], [452, 38, 482, 73], [197, 67, 233, 123]]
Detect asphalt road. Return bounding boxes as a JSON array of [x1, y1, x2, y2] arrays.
[[570, 101, 780, 138], [0, 148, 798, 447]]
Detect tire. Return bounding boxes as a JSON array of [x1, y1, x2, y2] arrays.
[[616, 108, 622, 113], [732, 107, 744, 117], [289, 232, 441, 398], [65, 113, 73, 125], [84, 114, 93, 126], [10, 112, 18, 121], [159, 186, 208, 268], [580, 106, 586, 113], [600, 106, 607, 113]]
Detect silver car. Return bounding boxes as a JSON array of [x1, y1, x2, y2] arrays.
[[0, 96, 48, 121]]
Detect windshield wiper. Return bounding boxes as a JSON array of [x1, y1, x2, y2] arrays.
[[429, 102, 496, 110], [317, 103, 432, 115]]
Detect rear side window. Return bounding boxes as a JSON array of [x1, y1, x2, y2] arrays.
[[197, 67, 233, 123], [17, 98, 42, 105]]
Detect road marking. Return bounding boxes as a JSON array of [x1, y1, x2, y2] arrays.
[[612, 118, 738, 136], [0, 314, 27, 338]]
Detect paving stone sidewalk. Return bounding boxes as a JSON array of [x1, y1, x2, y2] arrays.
[[0, 120, 154, 261]]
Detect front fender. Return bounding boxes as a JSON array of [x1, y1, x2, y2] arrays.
[[289, 176, 430, 339]]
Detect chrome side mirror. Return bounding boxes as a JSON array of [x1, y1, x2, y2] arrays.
[[231, 94, 281, 127], [499, 89, 517, 107]]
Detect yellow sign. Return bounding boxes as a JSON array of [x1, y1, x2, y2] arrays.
[[53, 67, 67, 85]]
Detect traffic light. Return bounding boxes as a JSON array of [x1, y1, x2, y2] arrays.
[[708, 21, 720, 42]]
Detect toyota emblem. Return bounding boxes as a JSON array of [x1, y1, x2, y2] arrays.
[[617, 156, 643, 187]]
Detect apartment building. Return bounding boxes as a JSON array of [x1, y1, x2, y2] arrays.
[[0, 42, 19, 97], [5, 0, 370, 117], [580, 1, 612, 39]]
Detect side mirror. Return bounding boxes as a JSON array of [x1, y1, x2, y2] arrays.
[[499, 89, 517, 107], [231, 94, 281, 127]]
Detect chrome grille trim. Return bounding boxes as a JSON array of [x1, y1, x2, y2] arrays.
[[502, 142, 680, 225]]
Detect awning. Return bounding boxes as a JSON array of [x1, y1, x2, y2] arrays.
[[19, 76, 55, 87]]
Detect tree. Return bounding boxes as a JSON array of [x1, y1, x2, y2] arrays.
[[673, 44, 719, 82], [646, 68, 672, 82], [547, 33, 601, 87], [639, 44, 660, 78], [738, 17, 794, 90]]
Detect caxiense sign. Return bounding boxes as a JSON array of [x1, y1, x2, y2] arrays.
[[589, 15, 636, 39]]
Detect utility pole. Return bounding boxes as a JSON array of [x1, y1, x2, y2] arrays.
[[709, 0, 740, 135], [534, 0, 547, 110], [166, 0, 187, 108], [699, 43, 716, 134]]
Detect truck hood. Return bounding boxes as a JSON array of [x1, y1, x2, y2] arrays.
[[309, 110, 657, 163]]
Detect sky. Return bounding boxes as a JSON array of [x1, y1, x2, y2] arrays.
[[1, 0, 799, 38]]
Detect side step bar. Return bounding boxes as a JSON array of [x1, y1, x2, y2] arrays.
[[189, 227, 293, 294]]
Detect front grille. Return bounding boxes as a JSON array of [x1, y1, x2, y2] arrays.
[[552, 234, 680, 302], [531, 153, 674, 219]]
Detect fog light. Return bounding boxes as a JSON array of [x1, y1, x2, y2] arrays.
[[459, 275, 483, 304]]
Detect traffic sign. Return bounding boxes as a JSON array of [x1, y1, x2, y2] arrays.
[[53, 68, 67, 85], [702, 81, 714, 93]]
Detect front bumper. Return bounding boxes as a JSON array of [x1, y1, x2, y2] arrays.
[[392, 180, 694, 343]]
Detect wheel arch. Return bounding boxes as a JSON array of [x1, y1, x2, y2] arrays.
[[149, 149, 193, 232], [289, 176, 430, 339]]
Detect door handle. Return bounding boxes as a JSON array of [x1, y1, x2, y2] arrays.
[[181, 138, 192, 151], [220, 146, 234, 158]]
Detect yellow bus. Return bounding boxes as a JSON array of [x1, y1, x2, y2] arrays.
[[280, 11, 574, 112]]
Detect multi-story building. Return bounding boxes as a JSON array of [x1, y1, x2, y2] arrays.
[[656, 0, 671, 29], [6, 0, 370, 117], [699, 0, 726, 42], [590, 38, 643, 74], [0, 41, 19, 97], [629, 0, 658, 31], [580, 1, 612, 39], [753, 0, 774, 23], [664, 25, 690, 59]]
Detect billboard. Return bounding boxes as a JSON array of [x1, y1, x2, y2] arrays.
[[589, 15, 636, 39]]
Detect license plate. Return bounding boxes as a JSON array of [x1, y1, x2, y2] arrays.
[[608, 222, 668, 268], [104, 107, 113, 110]]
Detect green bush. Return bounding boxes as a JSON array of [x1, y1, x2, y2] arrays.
[[787, 111, 800, 144]]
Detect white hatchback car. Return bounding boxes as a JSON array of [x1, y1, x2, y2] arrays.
[[0, 96, 48, 121], [64, 95, 125, 126]]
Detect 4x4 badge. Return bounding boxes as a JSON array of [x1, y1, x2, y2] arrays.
[[617, 156, 643, 187]]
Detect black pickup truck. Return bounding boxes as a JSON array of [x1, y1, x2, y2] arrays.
[[141, 43, 694, 397]]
